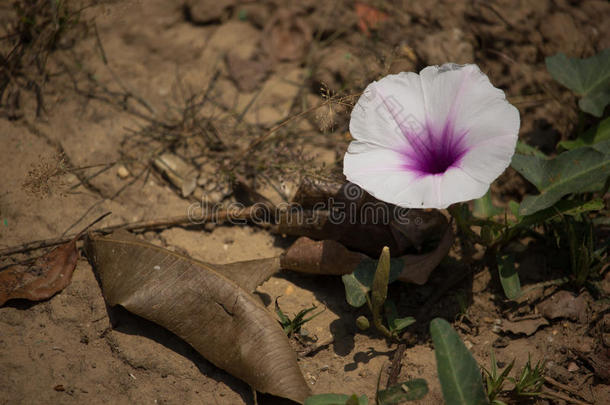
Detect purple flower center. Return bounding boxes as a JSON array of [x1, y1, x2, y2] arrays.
[[400, 121, 468, 176], [377, 91, 469, 176]]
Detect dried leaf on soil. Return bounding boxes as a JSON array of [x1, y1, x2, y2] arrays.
[[537, 290, 587, 322], [500, 318, 549, 336], [0, 239, 78, 306], [277, 178, 450, 257], [281, 224, 452, 291], [84, 232, 310, 404]]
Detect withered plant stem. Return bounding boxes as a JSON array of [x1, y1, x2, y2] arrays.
[[0, 206, 260, 257], [235, 93, 360, 163]]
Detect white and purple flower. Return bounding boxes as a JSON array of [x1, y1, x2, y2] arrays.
[[344, 63, 520, 209]]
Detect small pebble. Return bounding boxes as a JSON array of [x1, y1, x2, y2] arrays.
[[464, 340, 473, 350], [306, 372, 317, 384], [320, 365, 329, 372], [117, 165, 130, 179], [567, 362, 579, 372]]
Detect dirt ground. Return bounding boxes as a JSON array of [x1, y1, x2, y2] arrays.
[[1, 0, 609, 404]]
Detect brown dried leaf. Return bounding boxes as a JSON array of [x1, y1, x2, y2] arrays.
[[280, 237, 366, 276], [0, 239, 78, 306], [396, 225, 453, 284], [501, 318, 549, 336], [84, 232, 309, 404], [537, 290, 587, 323], [280, 225, 453, 285], [278, 176, 449, 256]]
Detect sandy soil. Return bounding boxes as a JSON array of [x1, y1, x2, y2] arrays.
[[1, 1, 609, 404]]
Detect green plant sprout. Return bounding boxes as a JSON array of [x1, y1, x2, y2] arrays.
[[509, 355, 546, 397], [431, 319, 550, 404], [482, 351, 515, 405], [356, 247, 415, 339], [482, 351, 548, 403], [275, 297, 325, 337]]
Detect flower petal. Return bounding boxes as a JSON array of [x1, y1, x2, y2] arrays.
[[344, 142, 420, 203], [419, 64, 504, 134], [375, 169, 489, 209], [349, 72, 426, 150], [343, 141, 409, 176], [437, 168, 489, 208], [417, 63, 519, 187], [457, 99, 519, 183], [345, 63, 520, 209]]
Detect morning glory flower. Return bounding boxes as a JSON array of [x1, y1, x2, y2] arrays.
[[344, 63, 520, 209]]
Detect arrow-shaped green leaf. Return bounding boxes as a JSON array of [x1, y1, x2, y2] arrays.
[[511, 142, 610, 215], [430, 318, 489, 405], [546, 49, 610, 117]]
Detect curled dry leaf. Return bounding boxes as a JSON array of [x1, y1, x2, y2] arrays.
[[84, 232, 310, 404], [0, 239, 78, 306], [500, 318, 549, 336], [537, 290, 587, 323], [274, 177, 449, 257], [281, 224, 453, 285]]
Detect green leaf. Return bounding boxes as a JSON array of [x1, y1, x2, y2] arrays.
[[275, 297, 290, 325], [518, 198, 603, 226], [372, 247, 391, 335], [305, 394, 367, 405], [342, 273, 369, 307], [393, 316, 416, 332], [558, 117, 610, 150], [515, 141, 547, 158], [503, 198, 604, 242], [384, 301, 416, 333], [473, 190, 503, 219], [508, 201, 520, 219], [545, 49, 610, 117], [377, 379, 429, 404], [497, 254, 521, 300], [511, 143, 610, 215], [430, 318, 489, 405], [342, 257, 404, 308], [346, 394, 368, 405]]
